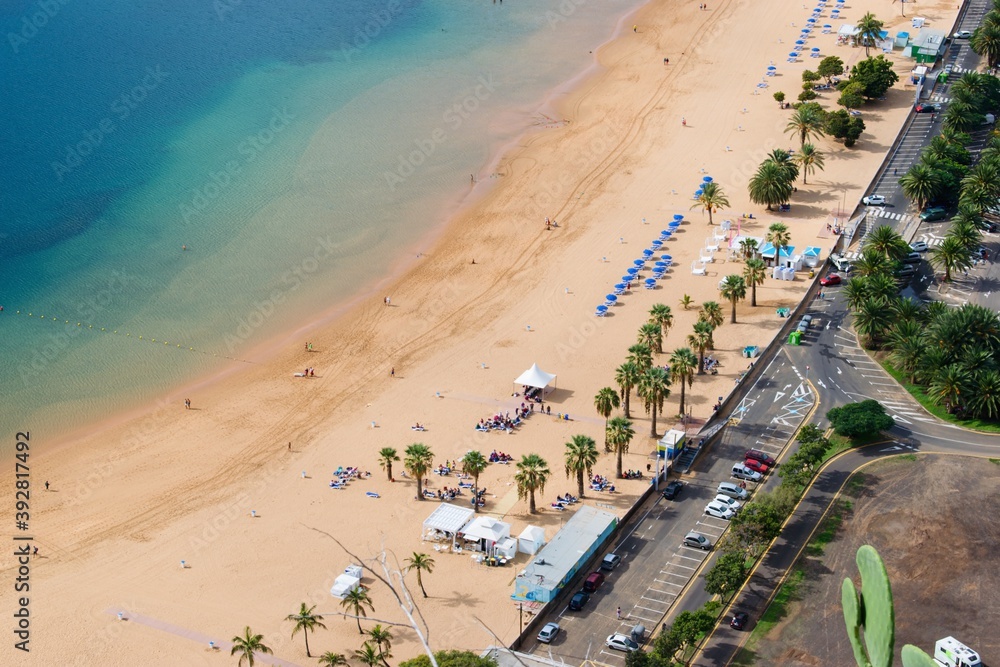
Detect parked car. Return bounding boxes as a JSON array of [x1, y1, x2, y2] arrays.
[[683, 531, 712, 550], [606, 633, 640, 652], [714, 494, 742, 512], [705, 500, 735, 520], [730, 612, 750, 630], [910, 241, 928, 252], [896, 265, 917, 280], [601, 553, 622, 571], [568, 591, 590, 611], [732, 464, 763, 482], [920, 206, 948, 221], [830, 253, 852, 273], [537, 622, 561, 643], [863, 194, 887, 206], [717, 482, 749, 500], [746, 449, 777, 467], [661, 480, 683, 500], [902, 252, 922, 264], [820, 273, 842, 286], [954, 30, 972, 38], [914, 102, 941, 113], [583, 571, 605, 593], [743, 458, 770, 474]]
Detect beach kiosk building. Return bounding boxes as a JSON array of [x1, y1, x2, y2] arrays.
[[422, 503, 475, 551], [908, 28, 948, 64], [658, 429, 686, 461], [512, 506, 617, 603]]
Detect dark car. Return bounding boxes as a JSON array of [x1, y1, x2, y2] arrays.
[[920, 206, 948, 222], [914, 103, 941, 113], [819, 273, 842, 286], [568, 591, 590, 611], [661, 480, 683, 500], [730, 612, 749, 630], [745, 449, 777, 467]]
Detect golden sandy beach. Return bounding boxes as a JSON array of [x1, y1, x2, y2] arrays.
[[4, 0, 960, 664]]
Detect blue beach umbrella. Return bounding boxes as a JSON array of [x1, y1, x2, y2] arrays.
[[789, 52, 799, 58], [660, 254, 673, 261], [606, 294, 618, 303], [627, 267, 640, 276], [622, 275, 633, 283], [807, 17, 817, 23], [596, 305, 609, 313], [633, 259, 645, 267], [672, 214, 684, 222], [615, 283, 627, 290], [651, 239, 663, 249], [812, 47, 821, 53], [795, 39, 805, 45], [642, 249, 655, 258], [702, 176, 713, 182]]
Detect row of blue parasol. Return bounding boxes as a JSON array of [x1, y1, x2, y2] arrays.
[[788, 0, 842, 61]]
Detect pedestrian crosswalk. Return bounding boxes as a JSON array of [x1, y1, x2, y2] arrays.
[[928, 94, 951, 103], [865, 206, 905, 221], [915, 233, 945, 248]]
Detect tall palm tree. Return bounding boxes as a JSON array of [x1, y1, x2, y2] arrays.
[[637, 367, 672, 438], [719, 275, 747, 324], [564, 435, 599, 498], [355, 642, 383, 667], [948, 219, 983, 252], [843, 277, 870, 312], [856, 12, 884, 56], [971, 21, 1000, 69], [230, 627, 273, 667], [340, 587, 374, 635], [960, 162, 999, 213], [748, 161, 794, 210], [794, 143, 825, 185], [627, 343, 653, 372], [615, 361, 641, 419], [461, 450, 489, 513], [680, 294, 694, 310], [864, 225, 908, 261], [286, 603, 327, 658], [317, 652, 349, 667], [766, 148, 800, 183], [889, 334, 926, 384], [649, 303, 674, 352], [900, 163, 944, 210], [853, 246, 893, 278], [743, 258, 767, 307], [925, 134, 971, 166], [404, 552, 435, 598], [699, 301, 725, 348], [785, 105, 826, 148], [404, 443, 434, 500], [637, 323, 662, 357], [594, 387, 620, 438], [605, 416, 635, 480], [853, 297, 893, 349], [930, 237, 973, 282], [668, 347, 699, 417], [765, 223, 792, 265], [691, 181, 730, 224], [928, 364, 972, 413], [970, 370, 1000, 419], [739, 237, 759, 261], [515, 454, 550, 513], [366, 625, 393, 667], [377, 447, 399, 482], [687, 321, 714, 375], [943, 100, 984, 133]]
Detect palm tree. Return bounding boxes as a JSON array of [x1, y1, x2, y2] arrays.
[[739, 237, 759, 261], [355, 642, 383, 667], [853, 297, 893, 349], [691, 181, 730, 224], [286, 603, 327, 658], [765, 223, 792, 266], [853, 246, 893, 278], [341, 588, 374, 635], [404, 552, 435, 598], [377, 447, 400, 482], [865, 225, 908, 261], [943, 100, 984, 133], [925, 134, 971, 166], [615, 361, 641, 419], [637, 367, 672, 438], [971, 21, 1000, 69], [594, 387, 620, 439], [404, 443, 434, 500], [366, 625, 393, 667], [889, 334, 926, 383], [699, 301, 725, 348], [785, 105, 826, 148], [960, 161, 1000, 212], [900, 163, 944, 210], [637, 322, 662, 357], [856, 12, 884, 56], [649, 304, 674, 352], [949, 219, 983, 252], [743, 258, 767, 307], [766, 148, 800, 183], [627, 343, 653, 372], [605, 416, 635, 480], [687, 321, 714, 375], [668, 347, 699, 417], [680, 294, 693, 310], [230, 627, 273, 667], [317, 652, 349, 667], [461, 450, 489, 513], [515, 454, 550, 513], [930, 237, 973, 282], [748, 161, 794, 210], [564, 435, 599, 498], [843, 277, 870, 312], [719, 275, 747, 324], [970, 370, 1000, 419], [794, 143, 825, 185], [928, 364, 972, 413]]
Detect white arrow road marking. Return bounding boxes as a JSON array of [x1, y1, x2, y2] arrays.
[[817, 379, 827, 388], [773, 391, 786, 403], [837, 367, 843, 375]]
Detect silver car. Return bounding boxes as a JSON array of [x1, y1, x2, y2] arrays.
[[683, 531, 712, 550], [537, 622, 560, 644], [705, 500, 735, 520]]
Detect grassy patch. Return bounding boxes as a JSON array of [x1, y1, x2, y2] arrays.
[[822, 432, 885, 463], [896, 453, 918, 462], [733, 568, 806, 664], [879, 359, 1000, 433], [806, 499, 852, 557], [991, 459, 1000, 466]]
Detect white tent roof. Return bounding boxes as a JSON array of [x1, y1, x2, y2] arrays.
[[460, 516, 511, 543], [518, 525, 545, 542], [515, 363, 557, 389], [423, 503, 474, 535], [839, 24, 861, 37]]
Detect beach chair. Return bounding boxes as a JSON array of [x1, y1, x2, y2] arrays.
[[705, 239, 719, 252], [366, 491, 380, 499], [691, 261, 707, 276], [699, 249, 714, 263]]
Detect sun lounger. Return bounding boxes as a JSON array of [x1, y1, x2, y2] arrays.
[[366, 491, 380, 498]]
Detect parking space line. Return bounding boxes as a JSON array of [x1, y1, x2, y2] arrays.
[[647, 587, 678, 595]]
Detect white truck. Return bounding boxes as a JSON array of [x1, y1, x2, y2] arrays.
[[933, 636, 981, 667]]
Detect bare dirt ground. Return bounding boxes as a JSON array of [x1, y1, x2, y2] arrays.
[[745, 454, 1000, 666]]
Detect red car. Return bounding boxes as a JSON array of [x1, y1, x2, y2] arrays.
[[743, 458, 770, 474], [745, 449, 777, 467], [819, 273, 841, 286]]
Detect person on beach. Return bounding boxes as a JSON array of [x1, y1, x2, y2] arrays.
[[184, 398, 191, 410], [45, 481, 49, 491], [633, 25, 636, 32], [391, 367, 395, 377]]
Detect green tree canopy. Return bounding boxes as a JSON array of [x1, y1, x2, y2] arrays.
[[826, 400, 894, 438], [849, 55, 899, 99], [817, 55, 845, 82]]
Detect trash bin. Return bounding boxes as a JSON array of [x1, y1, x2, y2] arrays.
[[631, 624, 646, 642]]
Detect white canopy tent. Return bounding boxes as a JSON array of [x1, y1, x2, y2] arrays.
[[460, 516, 511, 546], [514, 363, 557, 390], [518, 525, 546, 555], [422, 503, 475, 549]]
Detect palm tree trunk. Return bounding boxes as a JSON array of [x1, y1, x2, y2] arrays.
[[679, 382, 686, 417], [577, 470, 585, 498], [650, 403, 658, 438], [623, 390, 631, 418], [381, 651, 391, 667], [731, 299, 737, 324], [698, 349, 705, 374], [387, 463, 393, 481], [305, 632, 311, 658], [472, 482, 479, 513], [751, 284, 757, 307], [418, 571, 427, 598], [358, 616, 364, 635], [529, 490, 536, 513], [416, 476, 423, 500], [616, 449, 624, 479], [709, 209, 714, 225]]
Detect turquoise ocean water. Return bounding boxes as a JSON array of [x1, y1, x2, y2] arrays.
[[0, 0, 639, 443]]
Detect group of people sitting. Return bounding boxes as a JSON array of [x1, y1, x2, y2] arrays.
[[475, 411, 524, 433], [411, 423, 426, 431], [703, 356, 720, 374], [295, 367, 317, 377], [589, 474, 616, 493], [622, 470, 644, 479], [550, 493, 579, 510], [489, 450, 514, 463], [434, 486, 463, 501], [329, 466, 370, 488], [470, 487, 487, 508]]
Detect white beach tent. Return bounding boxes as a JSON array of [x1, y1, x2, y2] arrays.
[[514, 363, 557, 390], [422, 503, 475, 550], [460, 516, 512, 545], [518, 525, 546, 555]]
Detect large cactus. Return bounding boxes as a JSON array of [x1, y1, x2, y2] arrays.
[[842, 545, 895, 667], [901, 645, 937, 667]]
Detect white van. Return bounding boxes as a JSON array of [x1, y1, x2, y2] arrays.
[[731, 464, 762, 482], [830, 253, 852, 273], [717, 482, 749, 500]]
